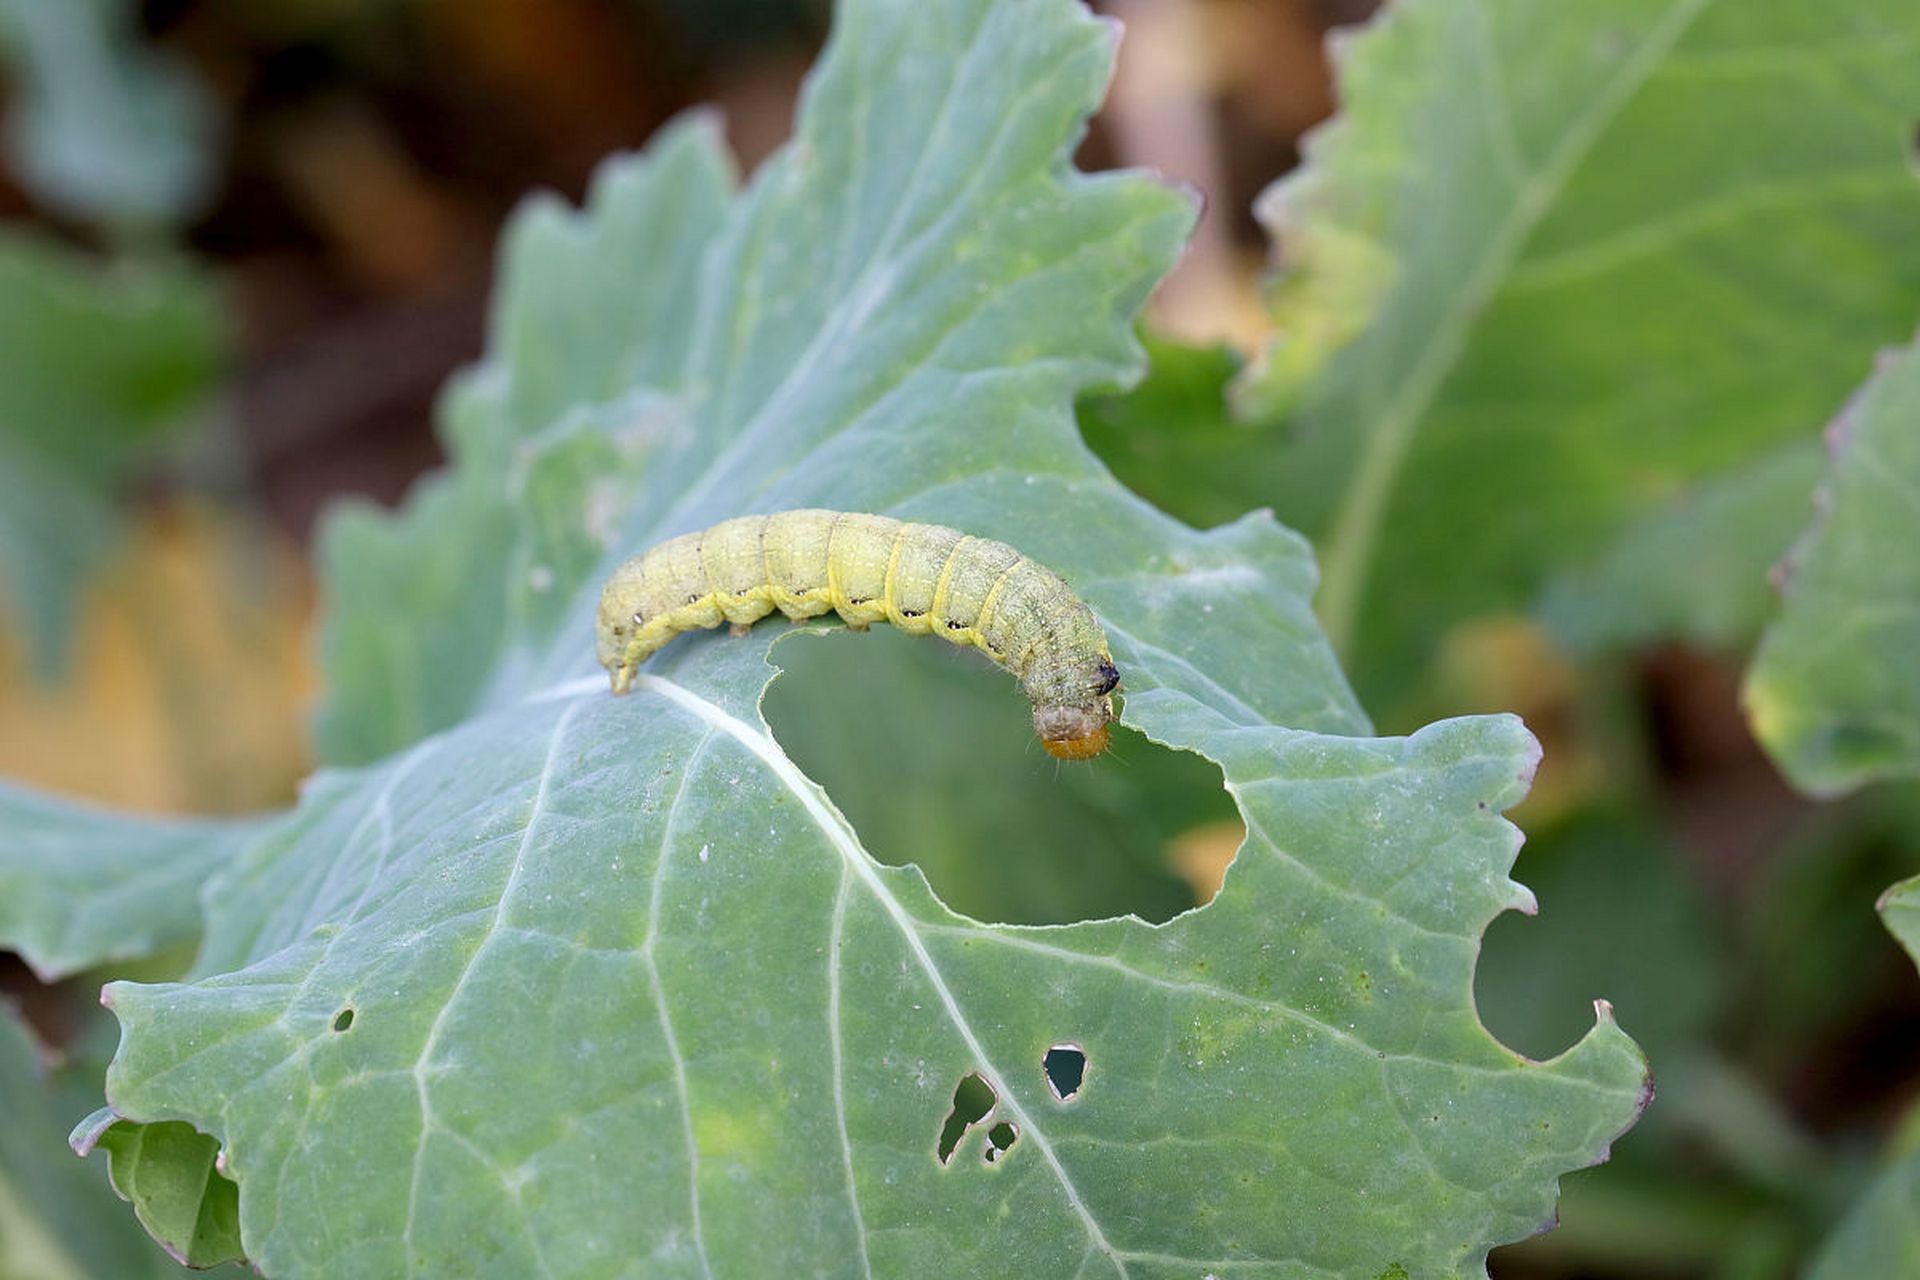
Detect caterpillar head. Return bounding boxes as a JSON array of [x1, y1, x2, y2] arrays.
[[1032, 655, 1121, 760]]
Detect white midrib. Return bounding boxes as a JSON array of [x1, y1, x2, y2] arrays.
[[1316, 0, 1716, 656], [629, 673, 1129, 1276]]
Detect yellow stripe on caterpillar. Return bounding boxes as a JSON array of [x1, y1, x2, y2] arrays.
[[595, 511, 1120, 759]]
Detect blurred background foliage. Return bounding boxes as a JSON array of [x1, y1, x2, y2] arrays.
[[0, 2, 1916, 1277]]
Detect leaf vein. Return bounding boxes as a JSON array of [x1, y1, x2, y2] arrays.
[[643, 729, 719, 1280], [827, 868, 876, 1279], [402, 696, 583, 1275]]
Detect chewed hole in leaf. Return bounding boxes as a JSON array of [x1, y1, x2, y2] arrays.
[[983, 1121, 1019, 1164], [763, 626, 1232, 925], [935, 1072, 996, 1165], [331, 1008, 355, 1032], [1044, 1044, 1086, 1100]]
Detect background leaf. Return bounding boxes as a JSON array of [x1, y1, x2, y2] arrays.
[[1076, 333, 1252, 532], [1802, 874, 1920, 1276], [1746, 335, 1920, 796], [0, 1008, 241, 1280], [1541, 443, 1824, 658], [87, 0, 1645, 1274], [0, 235, 224, 676], [1239, 0, 1920, 708], [0, 781, 272, 981], [0, 0, 217, 231]]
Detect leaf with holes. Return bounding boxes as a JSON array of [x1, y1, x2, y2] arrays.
[[1233, 0, 1920, 707], [64, 0, 1647, 1275], [1746, 336, 1920, 796]]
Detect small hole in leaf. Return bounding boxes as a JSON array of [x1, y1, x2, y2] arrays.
[[331, 1008, 355, 1032], [935, 1072, 996, 1165], [983, 1121, 1018, 1164], [1044, 1044, 1086, 1100]]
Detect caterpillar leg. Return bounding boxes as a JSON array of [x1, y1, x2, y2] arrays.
[[773, 588, 835, 623], [718, 588, 778, 632], [729, 623, 752, 638]]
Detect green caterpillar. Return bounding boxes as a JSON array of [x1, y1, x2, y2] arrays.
[[596, 510, 1120, 759]]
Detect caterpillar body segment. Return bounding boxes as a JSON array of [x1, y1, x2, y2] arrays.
[[596, 510, 1120, 759]]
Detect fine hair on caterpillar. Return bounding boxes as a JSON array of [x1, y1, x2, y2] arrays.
[[596, 510, 1121, 759]]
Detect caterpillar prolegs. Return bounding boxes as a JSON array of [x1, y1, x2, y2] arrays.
[[596, 510, 1121, 759]]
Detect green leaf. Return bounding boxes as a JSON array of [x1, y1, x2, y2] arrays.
[[1746, 337, 1920, 796], [0, 440, 116, 680], [1542, 442, 1824, 656], [1884, 874, 1920, 954], [311, 115, 735, 765], [0, 1008, 224, 1279], [89, 0, 1645, 1273], [106, 690, 1646, 1277], [0, 779, 271, 980], [0, 237, 219, 471], [1808, 1153, 1920, 1280], [308, 438, 519, 768], [1085, 343, 1822, 666], [1239, 0, 1920, 704], [1802, 874, 1920, 1277], [0, 0, 216, 230], [69, 1110, 243, 1271], [0, 233, 224, 673]]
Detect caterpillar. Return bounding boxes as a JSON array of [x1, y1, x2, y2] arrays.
[[596, 510, 1121, 759]]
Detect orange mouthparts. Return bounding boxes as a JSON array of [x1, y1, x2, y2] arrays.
[[1042, 725, 1110, 761]]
